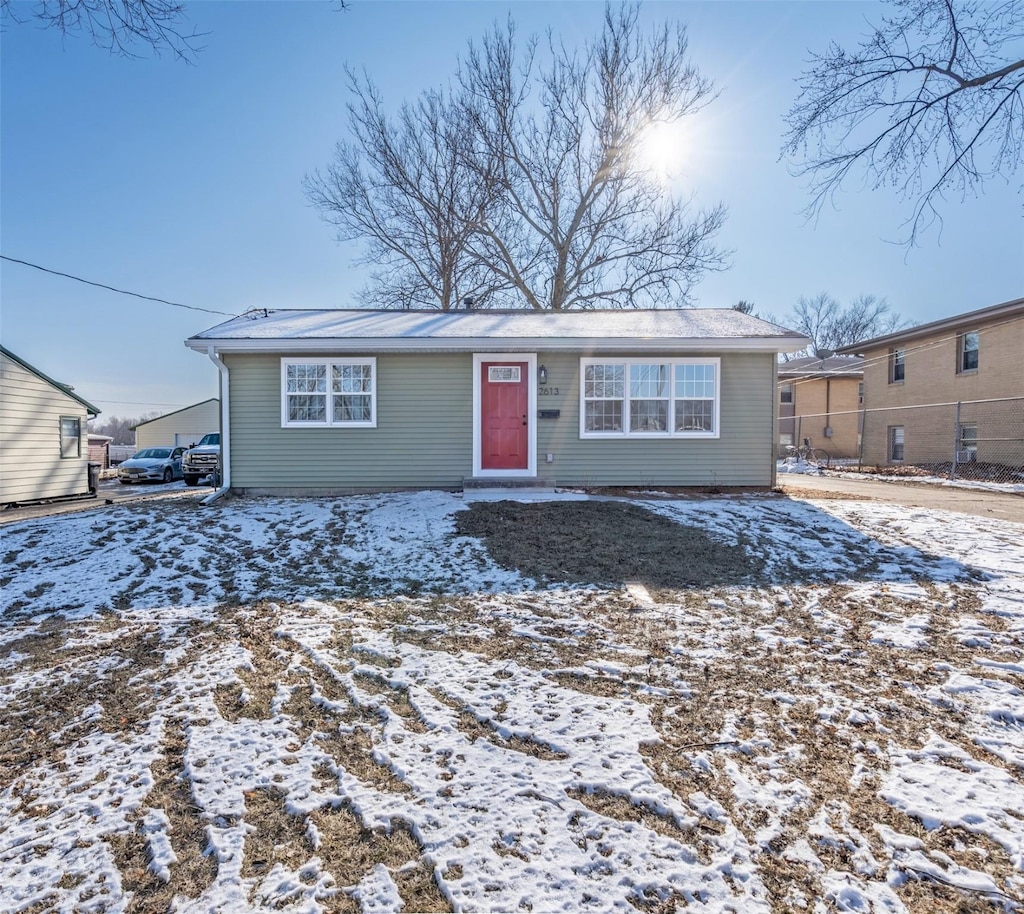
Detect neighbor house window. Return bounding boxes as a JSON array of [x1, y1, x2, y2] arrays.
[[889, 348, 906, 383], [958, 424, 978, 461], [779, 432, 794, 447], [581, 358, 719, 438], [858, 382, 864, 405], [889, 425, 905, 462], [281, 358, 376, 428], [59, 416, 81, 458], [780, 383, 793, 404], [957, 331, 979, 373]]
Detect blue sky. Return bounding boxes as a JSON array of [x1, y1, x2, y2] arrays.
[[2, 1, 1021, 418]]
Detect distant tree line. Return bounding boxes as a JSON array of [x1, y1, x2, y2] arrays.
[[88, 413, 158, 445]]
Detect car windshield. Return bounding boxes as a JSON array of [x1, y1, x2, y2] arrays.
[[134, 448, 171, 459], [197, 434, 220, 446]]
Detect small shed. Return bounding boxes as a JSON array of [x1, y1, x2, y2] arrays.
[[1, 345, 101, 505], [133, 398, 219, 450], [87, 433, 114, 469]]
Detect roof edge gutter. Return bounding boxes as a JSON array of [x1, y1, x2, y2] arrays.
[[202, 346, 230, 505]]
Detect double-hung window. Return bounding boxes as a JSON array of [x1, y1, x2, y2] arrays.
[[581, 358, 719, 438], [889, 348, 905, 384], [281, 358, 376, 428], [957, 331, 979, 373], [59, 416, 81, 458], [889, 426, 905, 462], [779, 383, 793, 405]]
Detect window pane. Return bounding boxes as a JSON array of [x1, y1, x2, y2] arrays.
[[961, 332, 979, 371], [487, 366, 520, 383], [334, 394, 371, 422], [890, 426, 904, 460], [584, 364, 623, 398], [333, 363, 372, 393], [584, 400, 622, 432], [676, 400, 713, 432], [287, 364, 326, 393], [630, 400, 667, 431], [780, 383, 793, 404], [629, 364, 669, 398], [675, 363, 715, 399], [288, 394, 326, 422], [890, 350, 905, 382], [60, 417, 80, 458]]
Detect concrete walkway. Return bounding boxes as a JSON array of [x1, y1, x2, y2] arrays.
[[778, 472, 1024, 524], [0, 478, 214, 525]]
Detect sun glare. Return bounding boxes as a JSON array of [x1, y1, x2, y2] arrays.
[[637, 119, 688, 181]]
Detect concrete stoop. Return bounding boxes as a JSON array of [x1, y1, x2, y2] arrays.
[[462, 476, 557, 496]]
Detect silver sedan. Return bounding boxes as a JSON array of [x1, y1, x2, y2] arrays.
[[117, 446, 185, 484]]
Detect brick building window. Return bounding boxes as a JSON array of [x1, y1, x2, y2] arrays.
[[888, 348, 905, 384], [889, 426, 905, 462], [957, 331, 979, 373]]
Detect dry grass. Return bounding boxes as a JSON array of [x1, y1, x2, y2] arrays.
[[3, 501, 1021, 913]]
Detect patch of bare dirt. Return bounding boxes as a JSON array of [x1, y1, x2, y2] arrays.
[[454, 500, 762, 588]]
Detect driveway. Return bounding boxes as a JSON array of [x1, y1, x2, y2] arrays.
[[0, 477, 215, 525], [779, 471, 1024, 523]]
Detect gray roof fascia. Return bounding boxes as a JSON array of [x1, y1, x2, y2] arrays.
[[185, 335, 808, 355], [0, 344, 102, 416], [836, 297, 1024, 355]]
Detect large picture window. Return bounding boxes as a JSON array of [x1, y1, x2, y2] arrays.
[[281, 358, 376, 427], [581, 358, 719, 438]]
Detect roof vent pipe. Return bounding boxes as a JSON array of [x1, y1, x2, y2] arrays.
[[462, 296, 475, 310]]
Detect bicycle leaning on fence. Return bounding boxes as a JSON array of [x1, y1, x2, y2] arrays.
[[785, 437, 831, 468]]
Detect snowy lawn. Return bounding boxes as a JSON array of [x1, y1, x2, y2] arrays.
[[1, 490, 1022, 913]]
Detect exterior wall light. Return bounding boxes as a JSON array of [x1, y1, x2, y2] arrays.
[[538, 365, 548, 384]]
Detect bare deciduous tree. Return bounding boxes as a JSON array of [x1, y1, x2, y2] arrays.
[[783, 0, 1024, 243], [460, 6, 727, 309], [88, 413, 159, 444], [1, 0, 205, 61], [781, 292, 909, 358], [309, 4, 727, 310], [306, 76, 504, 310]]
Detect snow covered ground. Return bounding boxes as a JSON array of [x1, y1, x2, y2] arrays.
[[1, 491, 1022, 913]]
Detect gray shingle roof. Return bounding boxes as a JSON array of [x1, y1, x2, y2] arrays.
[[187, 308, 808, 353]]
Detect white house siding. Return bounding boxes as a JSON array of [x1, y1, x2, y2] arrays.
[[0, 352, 92, 504], [224, 350, 776, 493], [134, 399, 220, 450]]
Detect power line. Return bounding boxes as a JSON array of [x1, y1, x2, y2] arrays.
[[0, 255, 235, 317]]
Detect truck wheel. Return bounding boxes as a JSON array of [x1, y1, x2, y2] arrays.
[[184, 475, 199, 487]]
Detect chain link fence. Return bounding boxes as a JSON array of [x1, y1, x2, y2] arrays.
[[778, 397, 1024, 483]]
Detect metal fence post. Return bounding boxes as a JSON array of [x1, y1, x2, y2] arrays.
[[951, 401, 961, 481]]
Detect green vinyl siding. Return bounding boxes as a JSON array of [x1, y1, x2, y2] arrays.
[[536, 351, 775, 487], [225, 350, 775, 492], [226, 352, 474, 490]]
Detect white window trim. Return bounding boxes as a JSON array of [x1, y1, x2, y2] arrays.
[[280, 357, 377, 428], [472, 352, 537, 478], [59, 415, 81, 459], [579, 357, 721, 439]]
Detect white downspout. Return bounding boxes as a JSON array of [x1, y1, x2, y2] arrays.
[[203, 345, 231, 504]]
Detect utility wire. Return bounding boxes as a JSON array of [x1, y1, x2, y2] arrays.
[[1, 255, 235, 317]]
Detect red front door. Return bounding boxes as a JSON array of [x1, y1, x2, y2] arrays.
[[481, 362, 529, 470]]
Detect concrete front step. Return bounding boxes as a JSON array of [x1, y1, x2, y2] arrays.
[[463, 477, 556, 491]]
